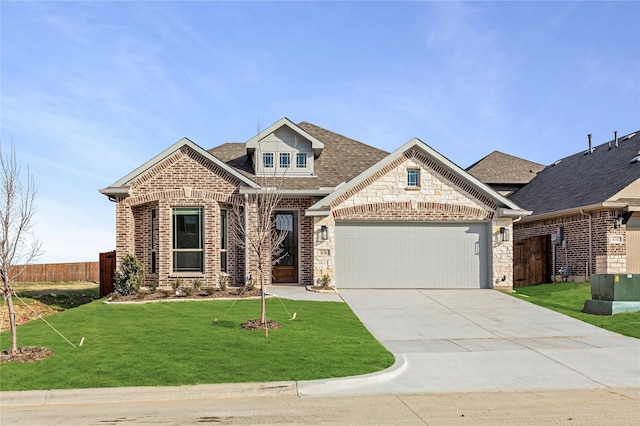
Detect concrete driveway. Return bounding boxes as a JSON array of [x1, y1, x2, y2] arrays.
[[299, 289, 640, 396]]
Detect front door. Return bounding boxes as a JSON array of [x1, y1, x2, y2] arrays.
[[272, 212, 298, 283]]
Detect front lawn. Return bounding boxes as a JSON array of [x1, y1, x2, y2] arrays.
[[511, 282, 640, 339], [0, 298, 394, 391]]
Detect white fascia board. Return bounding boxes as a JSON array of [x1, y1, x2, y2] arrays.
[[239, 187, 334, 197], [98, 186, 130, 196], [305, 209, 331, 217], [245, 117, 325, 153], [308, 137, 522, 211], [102, 137, 259, 193], [496, 207, 533, 218]]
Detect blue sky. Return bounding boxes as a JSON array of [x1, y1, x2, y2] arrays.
[[1, 1, 639, 263]]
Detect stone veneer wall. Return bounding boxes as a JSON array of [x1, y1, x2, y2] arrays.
[[513, 209, 627, 280], [313, 151, 515, 290]]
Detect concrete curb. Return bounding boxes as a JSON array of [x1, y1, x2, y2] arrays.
[[0, 381, 298, 406], [0, 357, 406, 406], [297, 355, 407, 396]]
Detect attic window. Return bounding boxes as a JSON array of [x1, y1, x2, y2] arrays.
[[263, 153, 274, 168], [407, 169, 420, 188]]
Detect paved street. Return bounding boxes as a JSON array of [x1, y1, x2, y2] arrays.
[[2, 388, 639, 425]]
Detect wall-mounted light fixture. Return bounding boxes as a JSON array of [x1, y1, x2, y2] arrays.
[[499, 227, 510, 242], [321, 225, 328, 241]]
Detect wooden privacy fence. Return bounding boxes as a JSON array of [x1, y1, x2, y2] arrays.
[[99, 250, 116, 297], [15, 262, 99, 283], [514, 235, 552, 287]]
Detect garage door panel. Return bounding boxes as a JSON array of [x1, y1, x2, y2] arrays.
[[335, 222, 489, 289]]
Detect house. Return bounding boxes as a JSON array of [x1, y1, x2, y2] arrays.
[[466, 151, 545, 196], [100, 118, 530, 291], [508, 131, 640, 282]]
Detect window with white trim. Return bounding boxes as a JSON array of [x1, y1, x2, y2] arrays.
[[263, 152, 274, 168], [172, 207, 203, 273], [296, 152, 307, 168], [280, 152, 291, 168], [407, 169, 420, 187]]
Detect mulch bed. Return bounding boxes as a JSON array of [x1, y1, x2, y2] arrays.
[[1, 346, 55, 363], [241, 319, 281, 330], [106, 287, 262, 303]]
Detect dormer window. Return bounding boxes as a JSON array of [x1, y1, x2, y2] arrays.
[[246, 119, 321, 177], [296, 152, 307, 168], [263, 152, 274, 168], [280, 152, 291, 168]]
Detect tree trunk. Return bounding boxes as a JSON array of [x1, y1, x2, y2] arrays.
[[259, 267, 266, 325], [3, 279, 17, 354]]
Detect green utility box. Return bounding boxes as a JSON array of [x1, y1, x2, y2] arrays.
[[584, 273, 640, 315], [590, 274, 640, 301]]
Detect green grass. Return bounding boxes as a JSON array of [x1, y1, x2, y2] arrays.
[[511, 282, 640, 339], [0, 298, 394, 391]]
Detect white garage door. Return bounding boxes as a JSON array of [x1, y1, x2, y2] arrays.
[[335, 222, 490, 289]]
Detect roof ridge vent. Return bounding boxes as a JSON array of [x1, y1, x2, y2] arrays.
[[553, 159, 562, 166], [624, 132, 637, 141]]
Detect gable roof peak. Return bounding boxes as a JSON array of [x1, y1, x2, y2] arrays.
[[245, 117, 325, 157], [99, 136, 259, 197]]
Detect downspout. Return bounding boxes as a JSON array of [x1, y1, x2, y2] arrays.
[[580, 209, 593, 278], [244, 193, 249, 285]]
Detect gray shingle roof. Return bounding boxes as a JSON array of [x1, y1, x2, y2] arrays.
[[466, 151, 545, 184], [208, 122, 389, 191], [508, 131, 640, 216]]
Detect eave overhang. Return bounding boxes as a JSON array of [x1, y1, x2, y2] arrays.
[[99, 137, 259, 200], [516, 200, 640, 224]]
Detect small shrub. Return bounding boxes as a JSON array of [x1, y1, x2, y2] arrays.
[[193, 278, 204, 293], [219, 273, 229, 291], [159, 289, 171, 298], [148, 279, 158, 294], [316, 274, 332, 289], [171, 278, 183, 294], [205, 287, 216, 296], [183, 287, 193, 297], [113, 254, 144, 296], [245, 278, 255, 291]]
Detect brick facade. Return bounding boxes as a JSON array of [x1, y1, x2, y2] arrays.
[[115, 147, 245, 289], [111, 140, 518, 291], [513, 209, 628, 280]]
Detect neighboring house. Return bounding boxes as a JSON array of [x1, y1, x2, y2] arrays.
[[508, 131, 640, 282], [466, 151, 545, 196], [100, 118, 530, 291]]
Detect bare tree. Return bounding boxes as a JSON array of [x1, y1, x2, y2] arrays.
[[229, 130, 293, 329], [0, 143, 43, 354]]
